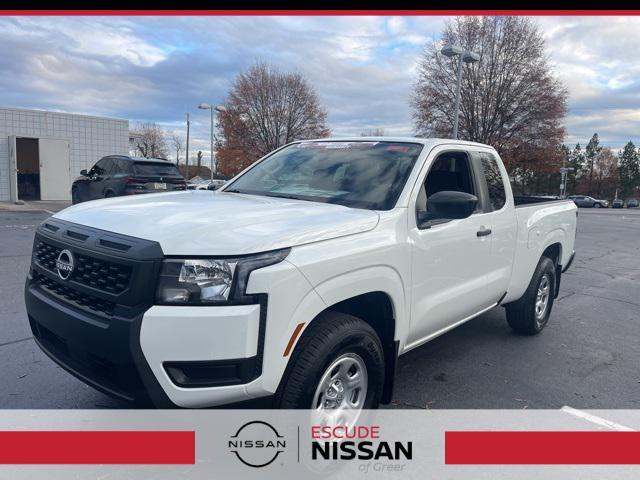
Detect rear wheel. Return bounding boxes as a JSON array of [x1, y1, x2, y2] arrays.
[[104, 190, 115, 198], [71, 187, 80, 204], [505, 256, 556, 335], [274, 311, 384, 416]]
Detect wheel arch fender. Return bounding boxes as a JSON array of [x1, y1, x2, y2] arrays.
[[275, 266, 406, 404]]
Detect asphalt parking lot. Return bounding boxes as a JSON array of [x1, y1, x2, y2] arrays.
[[0, 207, 638, 409]]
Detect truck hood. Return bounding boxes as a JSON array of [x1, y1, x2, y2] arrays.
[[54, 191, 380, 255]]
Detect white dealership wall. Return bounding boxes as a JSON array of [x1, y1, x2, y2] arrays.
[[0, 107, 129, 202]]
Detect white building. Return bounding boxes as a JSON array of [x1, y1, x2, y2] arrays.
[[0, 108, 129, 202]]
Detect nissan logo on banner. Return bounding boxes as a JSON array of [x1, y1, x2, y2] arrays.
[[55, 249, 75, 280]]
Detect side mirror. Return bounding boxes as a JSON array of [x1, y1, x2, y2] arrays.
[[80, 169, 88, 176], [418, 191, 478, 228]]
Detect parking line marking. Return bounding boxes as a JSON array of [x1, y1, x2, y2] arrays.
[[561, 406, 635, 431]]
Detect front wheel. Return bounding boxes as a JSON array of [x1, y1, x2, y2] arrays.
[[273, 311, 384, 414], [594, 203, 601, 208], [71, 187, 80, 204], [505, 256, 556, 335]]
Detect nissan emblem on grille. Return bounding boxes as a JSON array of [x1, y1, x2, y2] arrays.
[[55, 249, 75, 280]]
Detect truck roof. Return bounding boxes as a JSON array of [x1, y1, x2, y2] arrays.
[[302, 137, 496, 150]]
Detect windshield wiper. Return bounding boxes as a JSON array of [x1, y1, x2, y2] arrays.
[[260, 192, 304, 200], [223, 189, 311, 202]]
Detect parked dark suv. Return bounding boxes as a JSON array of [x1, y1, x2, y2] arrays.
[[71, 156, 186, 204]]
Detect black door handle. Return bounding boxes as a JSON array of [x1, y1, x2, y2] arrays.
[[477, 227, 492, 237]]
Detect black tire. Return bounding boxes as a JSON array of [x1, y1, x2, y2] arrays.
[[273, 311, 384, 409], [505, 256, 556, 335], [104, 190, 115, 198], [71, 187, 80, 204], [594, 203, 601, 208]]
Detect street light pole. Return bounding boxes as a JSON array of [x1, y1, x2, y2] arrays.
[[209, 107, 214, 181], [441, 45, 480, 140], [452, 54, 464, 140]]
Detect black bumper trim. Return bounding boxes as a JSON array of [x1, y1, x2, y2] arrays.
[[164, 357, 258, 388], [26, 279, 174, 407]]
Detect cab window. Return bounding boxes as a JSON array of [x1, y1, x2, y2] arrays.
[[478, 152, 506, 211], [416, 151, 478, 221]]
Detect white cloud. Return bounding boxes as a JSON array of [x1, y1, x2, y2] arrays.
[[1, 15, 640, 150]]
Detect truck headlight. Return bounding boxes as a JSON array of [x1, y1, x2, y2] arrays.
[[155, 249, 290, 305]]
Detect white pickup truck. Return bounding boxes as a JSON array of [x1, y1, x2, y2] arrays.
[[25, 138, 577, 412]]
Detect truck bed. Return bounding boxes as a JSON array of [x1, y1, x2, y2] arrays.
[[502, 198, 577, 304], [514, 196, 565, 207]]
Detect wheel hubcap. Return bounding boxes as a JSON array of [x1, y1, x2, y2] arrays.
[[312, 353, 368, 424], [535, 274, 551, 322]]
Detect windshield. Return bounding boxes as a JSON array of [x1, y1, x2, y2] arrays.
[[134, 162, 182, 177], [224, 141, 423, 210]]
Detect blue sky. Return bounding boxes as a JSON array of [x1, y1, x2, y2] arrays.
[[1, 15, 639, 156]]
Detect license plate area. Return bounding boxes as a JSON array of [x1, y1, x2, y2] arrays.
[[147, 182, 167, 190]]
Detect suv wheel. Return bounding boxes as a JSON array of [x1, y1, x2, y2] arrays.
[[274, 311, 384, 416], [505, 256, 556, 335]]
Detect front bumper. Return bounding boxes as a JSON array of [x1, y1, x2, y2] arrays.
[[140, 305, 263, 408], [26, 276, 172, 406], [26, 276, 265, 408]]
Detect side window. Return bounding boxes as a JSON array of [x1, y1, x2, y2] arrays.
[[479, 152, 506, 211], [417, 150, 477, 216], [91, 158, 108, 176], [112, 159, 127, 175], [424, 151, 476, 197], [103, 158, 115, 176]]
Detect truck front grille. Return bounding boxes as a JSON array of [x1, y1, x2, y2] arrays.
[[35, 240, 132, 294], [34, 272, 116, 316]]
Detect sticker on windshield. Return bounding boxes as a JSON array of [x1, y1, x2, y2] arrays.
[[385, 145, 411, 153], [297, 141, 379, 149]]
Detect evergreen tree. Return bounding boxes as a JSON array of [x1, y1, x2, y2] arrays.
[[585, 133, 602, 192], [618, 141, 640, 198], [566, 143, 585, 195]]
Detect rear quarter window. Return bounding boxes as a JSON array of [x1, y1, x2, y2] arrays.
[[479, 152, 506, 211]]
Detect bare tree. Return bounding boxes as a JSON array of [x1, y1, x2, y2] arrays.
[[170, 132, 183, 165], [216, 62, 330, 176], [360, 128, 385, 137], [411, 17, 567, 174], [131, 122, 169, 159]]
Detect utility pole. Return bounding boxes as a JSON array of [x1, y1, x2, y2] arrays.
[[198, 104, 227, 181], [185, 113, 190, 179]]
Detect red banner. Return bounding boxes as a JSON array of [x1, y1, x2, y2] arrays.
[[0, 431, 195, 464], [446, 431, 640, 464]]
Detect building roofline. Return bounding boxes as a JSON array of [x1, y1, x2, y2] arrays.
[[0, 106, 128, 124]]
